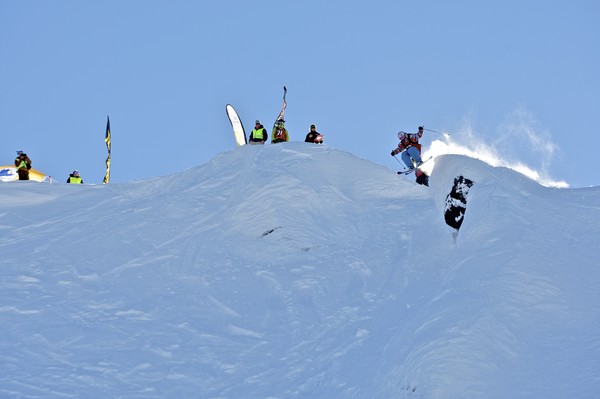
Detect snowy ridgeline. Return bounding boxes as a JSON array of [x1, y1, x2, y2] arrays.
[[1, 143, 599, 399]]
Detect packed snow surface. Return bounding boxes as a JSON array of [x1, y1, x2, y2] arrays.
[[1, 143, 599, 398]]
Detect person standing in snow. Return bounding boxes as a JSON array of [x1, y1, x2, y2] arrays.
[[271, 119, 289, 143], [14, 151, 32, 180], [249, 120, 268, 144], [390, 126, 424, 170], [305, 124, 324, 144], [67, 170, 83, 184]]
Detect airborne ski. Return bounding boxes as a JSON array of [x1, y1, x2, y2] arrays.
[[397, 156, 433, 175]]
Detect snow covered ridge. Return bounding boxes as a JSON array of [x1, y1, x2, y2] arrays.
[[1, 143, 599, 398]]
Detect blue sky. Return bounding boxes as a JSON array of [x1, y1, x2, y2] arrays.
[[1, 0, 598, 187]]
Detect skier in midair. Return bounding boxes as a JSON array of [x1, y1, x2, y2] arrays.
[[390, 126, 424, 170]]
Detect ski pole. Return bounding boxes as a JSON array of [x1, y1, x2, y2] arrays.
[[393, 155, 408, 175], [423, 127, 450, 138], [423, 128, 443, 134]]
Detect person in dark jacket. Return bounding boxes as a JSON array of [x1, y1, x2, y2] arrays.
[[305, 124, 324, 144], [67, 170, 83, 184], [249, 120, 268, 144], [14, 151, 32, 180]]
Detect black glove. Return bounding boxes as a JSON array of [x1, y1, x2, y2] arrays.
[[391, 151, 396, 156]]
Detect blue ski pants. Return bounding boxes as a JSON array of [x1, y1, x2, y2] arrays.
[[401, 146, 422, 168]]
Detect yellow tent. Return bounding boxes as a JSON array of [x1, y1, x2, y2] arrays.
[[0, 165, 51, 183]]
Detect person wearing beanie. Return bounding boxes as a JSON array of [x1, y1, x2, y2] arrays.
[[271, 119, 289, 143], [249, 120, 267, 144], [304, 124, 324, 144], [14, 151, 32, 180], [67, 170, 84, 184]]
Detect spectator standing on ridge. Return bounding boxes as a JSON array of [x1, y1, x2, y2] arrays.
[[271, 119, 289, 143], [249, 120, 267, 144], [304, 124, 324, 144], [14, 151, 32, 180], [67, 170, 83, 184]]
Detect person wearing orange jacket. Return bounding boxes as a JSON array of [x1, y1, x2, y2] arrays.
[[390, 126, 424, 170], [271, 119, 289, 143]]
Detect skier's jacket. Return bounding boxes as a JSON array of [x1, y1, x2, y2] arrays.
[[391, 131, 423, 156]]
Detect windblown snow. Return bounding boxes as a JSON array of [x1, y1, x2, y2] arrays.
[[1, 143, 599, 398]]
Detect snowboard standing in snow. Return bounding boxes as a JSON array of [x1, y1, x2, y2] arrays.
[[444, 176, 474, 230]]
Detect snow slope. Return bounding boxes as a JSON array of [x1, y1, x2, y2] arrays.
[[1, 143, 599, 398]]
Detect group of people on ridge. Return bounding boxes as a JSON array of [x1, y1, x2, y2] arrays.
[[13, 124, 429, 186], [248, 119, 324, 144], [13, 151, 83, 183]]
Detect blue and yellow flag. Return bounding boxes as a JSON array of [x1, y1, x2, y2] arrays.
[[103, 116, 111, 184]]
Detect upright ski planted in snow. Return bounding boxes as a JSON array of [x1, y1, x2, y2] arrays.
[[226, 104, 247, 146], [275, 86, 287, 123], [103, 116, 111, 184]]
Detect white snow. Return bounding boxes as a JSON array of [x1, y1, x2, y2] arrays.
[[1, 142, 599, 398]]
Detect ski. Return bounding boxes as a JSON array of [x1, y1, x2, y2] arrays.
[[226, 104, 247, 146], [397, 156, 433, 175]]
